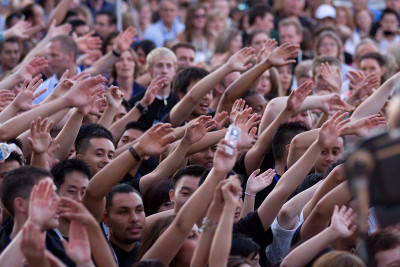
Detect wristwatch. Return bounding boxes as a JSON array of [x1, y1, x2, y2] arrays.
[[135, 101, 148, 114]]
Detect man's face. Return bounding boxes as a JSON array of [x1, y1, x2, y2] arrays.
[[171, 175, 200, 212], [105, 192, 146, 245], [288, 111, 313, 128], [259, 13, 274, 33], [381, 13, 399, 32], [150, 56, 177, 87], [315, 137, 344, 173], [360, 58, 385, 79], [94, 14, 115, 39], [79, 138, 115, 175], [0, 42, 20, 71], [0, 160, 21, 192], [279, 24, 302, 45], [47, 40, 70, 78], [386, 0, 400, 14], [117, 129, 144, 148], [160, 1, 177, 27], [214, 0, 230, 18], [375, 246, 400, 267], [188, 145, 216, 169], [283, 0, 305, 17], [355, 43, 379, 67], [175, 47, 195, 68], [112, 104, 127, 124], [58, 171, 89, 203], [318, 36, 338, 59], [245, 94, 267, 117], [74, 24, 90, 37]]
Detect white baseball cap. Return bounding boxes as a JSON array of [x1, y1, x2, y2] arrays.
[[315, 4, 336, 20]]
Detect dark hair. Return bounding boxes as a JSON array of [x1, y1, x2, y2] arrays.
[[136, 215, 176, 262], [96, 11, 117, 25], [7, 138, 23, 151], [3, 152, 23, 166], [68, 19, 88, 31], [133, 259, 167, 267], [171, 42, 195, 54], [63, 10, 79, 23], [0, 38, 19, 53], [227, 256, 253, 267], [248, 4, 274, 26], [272, 122, 310, 160], [366, 229, 400, 267], [102, 31, 119, 54], [105, 183, 141, 214], [172, 165, 206, 190], [230, 234, 260, 258], [359, 52, 387, 67], [247, 29, 269, 46], [143, 178, 174, 216], [380, 8, 399, 22], [75, 124, 114, 155], [20, 4, 35, 22], [51, 159, 92, 190], [124, 121, 148, 133], [1, 166, 52, 216], [135, 40, 157, 56], [172, 67, 209, 97], [198, 168, 239, 186], [50, 35, 79, 61]]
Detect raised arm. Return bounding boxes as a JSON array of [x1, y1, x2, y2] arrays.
[[141, 139, 238, 264], [169, 47, 256, 127], [281, 205, 356, 267], [217, 41, 299, 114], [97, 86, 123, 129], [257, 111, 350, 231], [83, 123, 175, 221], [28, 117, 53, 170]]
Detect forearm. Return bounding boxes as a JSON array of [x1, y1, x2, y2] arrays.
[[85, 51, 117, 76], [287, 129, 318, 168], [53, 109, 83, 161], [139, 138, 191, 194], [209, 205, 235, 267], [240, 195, 255, 218], [109, 107, 141, 144], [0, 103, 20, 123], [187, 129, 226, 155], [217, 61, 271, 114], [47, 0, 73, 29], [281, 227, 336, 267], [30, 152, 48, 170], [87, 222, 117, 267], [0, 73, 23, 91], [97, 106, 117, 129]]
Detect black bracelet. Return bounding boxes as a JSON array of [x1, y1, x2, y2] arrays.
[[129, 147, 141, 161], [112, 49, 121, 57]]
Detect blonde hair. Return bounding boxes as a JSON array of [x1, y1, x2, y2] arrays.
[[314, 30, 344, 62], [145, 47, 177, 71]]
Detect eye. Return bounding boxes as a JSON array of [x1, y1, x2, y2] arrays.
[[68, 190, 76, 194]]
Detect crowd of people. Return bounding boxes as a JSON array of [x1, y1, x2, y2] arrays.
[[0, 0, 400, 266]]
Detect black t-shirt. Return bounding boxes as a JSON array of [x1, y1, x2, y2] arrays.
[[255, 151, 279, 209], [111, 241, 140, 267], [128, 91, 178, 130]]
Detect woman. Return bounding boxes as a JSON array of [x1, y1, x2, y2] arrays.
[[109, 48, 145, 100], [255, 67, 283, 97], [247, 30, 269, 56], [277, 64, 293, 96], [336, 6, 361, 55], [354, 7, 374, 39], [177, 3, 216, 63], [212, 28, 243, 67]]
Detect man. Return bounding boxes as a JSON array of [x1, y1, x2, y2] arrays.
[[94, 11, 117, 40], [143, 0, 185, 47], [75, 124, 115, 175], [172, 42, 195, 68], [128, 47, 178, 129], [243, 4, 275, 45], [353, 38, 380, 68], [311, 55, 342, 95], [0, 166, 74, 266], [0, 39, 20, 77], [366, 228, 400, 267], [377, 8, 400, 52], [69, 19, 90, 37], [275, 0, 314, 30], [51, 159, 92, 238]]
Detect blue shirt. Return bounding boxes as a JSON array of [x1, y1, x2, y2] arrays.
[[143, 19, 185, 47]]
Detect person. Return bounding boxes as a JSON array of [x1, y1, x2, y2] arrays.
[[0, 39, 20, 77], [171, 42, 196, 68], [176, 3, 215, 63], [94, 11, 117, 40], [358, 52, 387, 85], [376, 8, 400, 52], [244, 4, 275, 46], [354, 7, 375, 39], [143, 0, 185, 47]]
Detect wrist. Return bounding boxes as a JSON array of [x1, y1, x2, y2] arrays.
[[132, 143, 145, 158], [244, 191, 256, 196]]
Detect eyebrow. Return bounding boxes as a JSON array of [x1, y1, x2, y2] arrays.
[[179, 186, 192, 191]]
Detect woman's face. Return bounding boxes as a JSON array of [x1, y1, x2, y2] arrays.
[[278, 65, 293, 92], [250, 32, 269, 55], [192, 8, 207, 29], [139, 4, 152, 25], [356, 10, 373, 30], [115, 51, 135, 78], [209, 17, 225, 34], [256, 69, 271, 95], [230, 34, 243, 54], [318, 36, 339, 59], [336, 9, 348, 26], [174, 225, 199, 265], [136, 47, 146, 67]]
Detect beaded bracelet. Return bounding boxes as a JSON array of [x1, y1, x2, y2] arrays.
[[244, 192, 256, 197]]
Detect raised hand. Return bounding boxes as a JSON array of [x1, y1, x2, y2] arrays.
[[349, 73, 379, 100], [62, 221, 93, 267], [267, 43, 300, 67], [221, 176, 242, 205], [329, 205, 357, 238], [16, 57, 48, 82], [106, 86, 123, 109], [76, 50, 102, 66], [28, 117, 54, 154], [46, 20, 72, 39], [321, 62, 342, 94], [20, 222, 48, 267], [226, 47, 256, 72], [234, 108, 259, 150], [345, 114, 387, 136], [245, 168, 275, 195], [140, 75, 166, 107], [58, 197, 98, 226], [346, 70, 365, 88], [28, 178, 59, 230], [135, 123, 175, 157], [183, 115, 216, 144], [257, 38, 277, 63], [213, 111, 229, 129], [320, 93, 354, 114], [286, 81, 313, 113], [113, 26, 137, 54], [0, 90, 15, 111], [230, 98, 246, 123], [213, 139, 238, 174], [74, 31, 102, 54], [52, 71, 90, 99], [13, 76, 46, 111], [318, 111, 350, 147], [3, 20, 32, 39]]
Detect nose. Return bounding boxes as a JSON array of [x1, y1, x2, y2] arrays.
[[75, 192, 83, 203], [129, 211, 138, 222]]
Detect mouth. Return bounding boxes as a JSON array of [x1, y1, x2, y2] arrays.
[[205, 161, 213, 168], [127, 225, 142, 234]]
